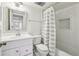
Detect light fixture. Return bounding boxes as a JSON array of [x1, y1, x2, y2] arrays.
[[35, 2, 45, 6], [15, 2, 23, 7]]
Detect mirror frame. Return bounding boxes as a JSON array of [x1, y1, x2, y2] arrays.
[[2, 7, 28, 34]]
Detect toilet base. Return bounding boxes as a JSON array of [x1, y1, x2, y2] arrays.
[[35, 51, 40, 56], [35, 51, 48, 56]]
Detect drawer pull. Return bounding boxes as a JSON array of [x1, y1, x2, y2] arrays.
[[16, 50, 19, 53], [25, 49, 28, 52]]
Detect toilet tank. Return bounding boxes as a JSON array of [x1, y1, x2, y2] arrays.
[[33, 35, 41, 45]]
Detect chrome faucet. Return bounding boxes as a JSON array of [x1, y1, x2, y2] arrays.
[[16, 32, 21, 36]]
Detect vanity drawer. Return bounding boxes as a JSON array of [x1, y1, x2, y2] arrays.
[[20, 45, 33, 56], [2, 48, 20, 56], [2, 39, 32, 51], [2, 44, 33, 56]]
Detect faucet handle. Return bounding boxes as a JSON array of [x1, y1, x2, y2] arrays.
[[16, 33, 21, 36]]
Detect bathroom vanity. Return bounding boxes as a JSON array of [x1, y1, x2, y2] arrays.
[[0, 34, 41, 56], [0, 34, 34, 56]]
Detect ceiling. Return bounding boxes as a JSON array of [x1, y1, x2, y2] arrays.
[[23, 2, 79, 10], [53, 2, 79, 11], [23, 2, 56, 9]]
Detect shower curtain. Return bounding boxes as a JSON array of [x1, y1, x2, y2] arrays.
[[42, 6, 56, 56]]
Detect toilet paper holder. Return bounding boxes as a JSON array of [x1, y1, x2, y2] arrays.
[[0, 42, 7, 47]]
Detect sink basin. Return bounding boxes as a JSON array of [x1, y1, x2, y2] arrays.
[[0, 33, 33, 42]]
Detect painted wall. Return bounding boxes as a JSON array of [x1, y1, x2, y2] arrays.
[[56, 3, 79, 56], [26, 5, 42, 35]]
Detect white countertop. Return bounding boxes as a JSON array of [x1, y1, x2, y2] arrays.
[[0, 34, 41, 43]]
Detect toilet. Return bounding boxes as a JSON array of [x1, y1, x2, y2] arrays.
[[33, 37, 49, 56]]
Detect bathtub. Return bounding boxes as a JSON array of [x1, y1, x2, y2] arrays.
[[56, 48, 71, 56]]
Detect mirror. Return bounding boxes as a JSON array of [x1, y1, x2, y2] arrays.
[[2, 7, 28, 33]]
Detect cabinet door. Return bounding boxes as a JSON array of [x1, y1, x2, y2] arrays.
[[20, 45, 33, 56], [2, 39, 32, 51], [0, 47, 1, 56], [2, 48, 20, 56]]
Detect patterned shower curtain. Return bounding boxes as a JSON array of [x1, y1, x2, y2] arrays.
[[42, 6, 56, 56]]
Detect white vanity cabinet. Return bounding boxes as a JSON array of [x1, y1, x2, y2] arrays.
[[1, 38, 33, 56], [2, 46, 33, 56], [2, 48, 20, 56], [20, 45, 33, 56], [0, 47, 1, 56]]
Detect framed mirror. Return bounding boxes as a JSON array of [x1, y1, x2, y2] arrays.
[[2, 7, 28, 33]]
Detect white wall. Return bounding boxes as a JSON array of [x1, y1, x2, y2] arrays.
[[56, 3, 79, 56], [0, 7, 2, 22], [25, 5, 42, 35]]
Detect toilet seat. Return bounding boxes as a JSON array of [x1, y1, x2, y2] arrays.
[[35, 44, 49, 56], [36, 44, 48, 51]]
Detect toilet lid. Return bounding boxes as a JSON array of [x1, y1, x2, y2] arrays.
[[36, 44, 48, 51]]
